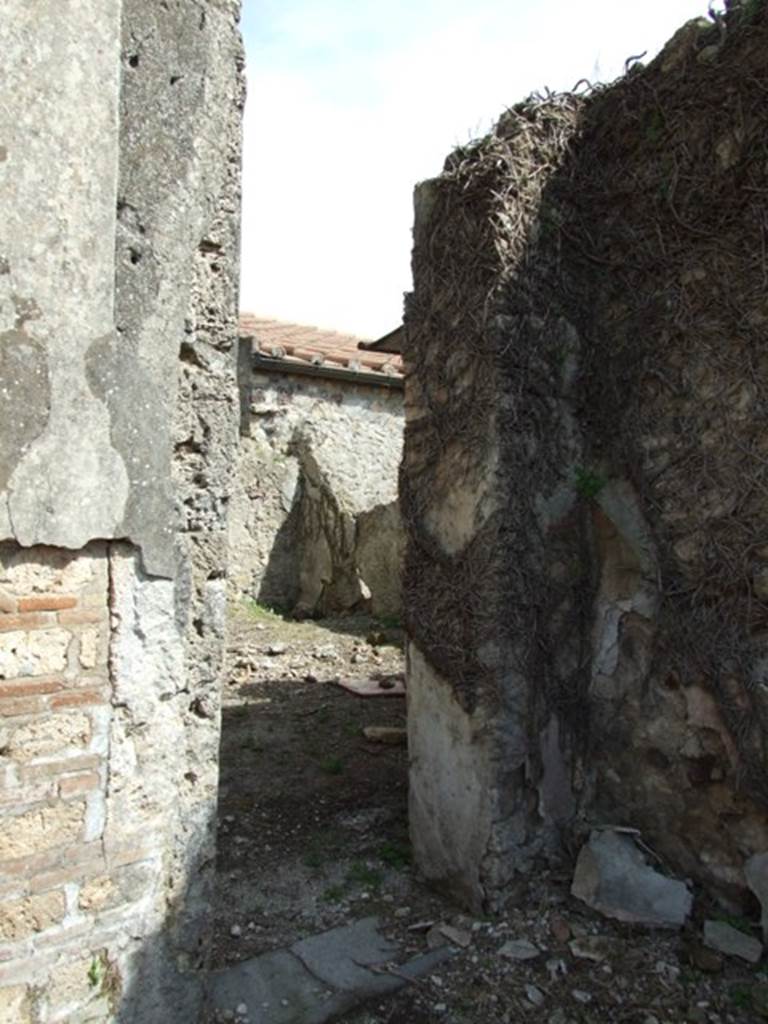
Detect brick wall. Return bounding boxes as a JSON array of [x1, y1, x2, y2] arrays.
[[0, 543, 119, 1022]]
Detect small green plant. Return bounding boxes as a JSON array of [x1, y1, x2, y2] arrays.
[[379, 840, 411, 870], [243, 598, 284, 622], [574, 466, 606, 500], [320, 756, 344, 776], [87, 957, 103, 990], [322, 885, 345, 903]]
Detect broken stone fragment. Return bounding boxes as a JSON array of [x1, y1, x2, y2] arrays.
[[498, 939, 541, 961], [438, 924, 472, 948], [568, 935, 614, 962], [746, 852, 768, 942], [571, 830, 692, 928], [703, 920, 762, 964]]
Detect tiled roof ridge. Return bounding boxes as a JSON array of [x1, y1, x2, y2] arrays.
[[238, 313, 370, 350], [238, 312, 403, 380]]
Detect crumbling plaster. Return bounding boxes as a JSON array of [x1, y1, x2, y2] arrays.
[[0, 0, 244, 1020]]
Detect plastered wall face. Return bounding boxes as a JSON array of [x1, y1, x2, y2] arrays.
[[0, 0, 244, 1019], [229, 371, 404, 617], [0, 2, 126, 550]]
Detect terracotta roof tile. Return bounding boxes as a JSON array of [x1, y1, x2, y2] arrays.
[[238, 314, 403, 378]]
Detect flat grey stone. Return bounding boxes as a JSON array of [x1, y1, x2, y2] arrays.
[[207, 950, 338, 1024], [703, 920, 763, 964], [290, 916, 399, 991], [499, 939, 541, 961], [571, 829, 692, 928], [746, 852, 768, 942], [206, 918, 453, 1024]]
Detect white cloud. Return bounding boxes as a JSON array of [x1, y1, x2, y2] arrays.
[[239, 0, 711, 337]]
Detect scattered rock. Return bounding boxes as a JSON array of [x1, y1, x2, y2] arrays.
[[394, 907, 411, 919], [439, 924, 472, 949], [498, 939, 541, 961], [568, 935, 613, 962], [525, 984, 545, 1007], [572, 989, 592, 1004], [703, 919, 762, 964], [746, 852, 768, 943], [546, 957, 567, 982], [407, 920, 435, 933], [571, 829, 692, 928], [230, 924, 242, 938], [265, 643, 286, 656], [312, 644, 338, 661], [427, 926, 448, 950]]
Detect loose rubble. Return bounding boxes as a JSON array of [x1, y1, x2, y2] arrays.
[[208, 605, 768, 1024]]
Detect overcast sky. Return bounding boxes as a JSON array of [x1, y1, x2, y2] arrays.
[[239, 0, 714, 339]]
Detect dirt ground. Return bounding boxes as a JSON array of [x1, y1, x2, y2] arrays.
[[213, 603, 768, 1024]]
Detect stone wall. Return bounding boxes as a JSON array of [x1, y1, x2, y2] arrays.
[[0, 2, 243, 1021], [229, 366, 404, 619], [403, 8, 768, 913]]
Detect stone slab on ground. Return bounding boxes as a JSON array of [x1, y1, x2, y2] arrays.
[[206, 917, 452, 1024], [333, 676, 406, 698], [703, 920, 763, 964], [571, 829, 692, 928]]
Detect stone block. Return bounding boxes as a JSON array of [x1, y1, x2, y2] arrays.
[[46, 954, 103, 1021], [0, 548, 102, 597], [78, 629, 100, 670], [571, 830, 692, 928], [0, 889, 66, 941], [5, 711, 91, 761], [0, 628, 70, 678], [78, 877, 114, 913], [0, 800, 85, 861], [0, 985, 31, 1024]]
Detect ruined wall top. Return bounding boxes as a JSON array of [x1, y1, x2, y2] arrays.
[[0, 0, 244, 578]]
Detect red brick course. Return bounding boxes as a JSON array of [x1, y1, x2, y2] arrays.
[[0, 612, 55, 632], [17, 595, 77, 613]]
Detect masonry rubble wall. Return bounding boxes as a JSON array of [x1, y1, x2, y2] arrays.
[[0, 2, 244, 1021], [229, 368, 404, 619], [404, 8, 768, 913]]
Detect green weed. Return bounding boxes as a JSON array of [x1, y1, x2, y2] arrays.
[[87, 957, 103, 990], [574, 466, 606, 499], [320, 756, 344, 776], [322, 885, 345, 903], [243, 598, 285, 622], [379, 840, 411, 870]]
